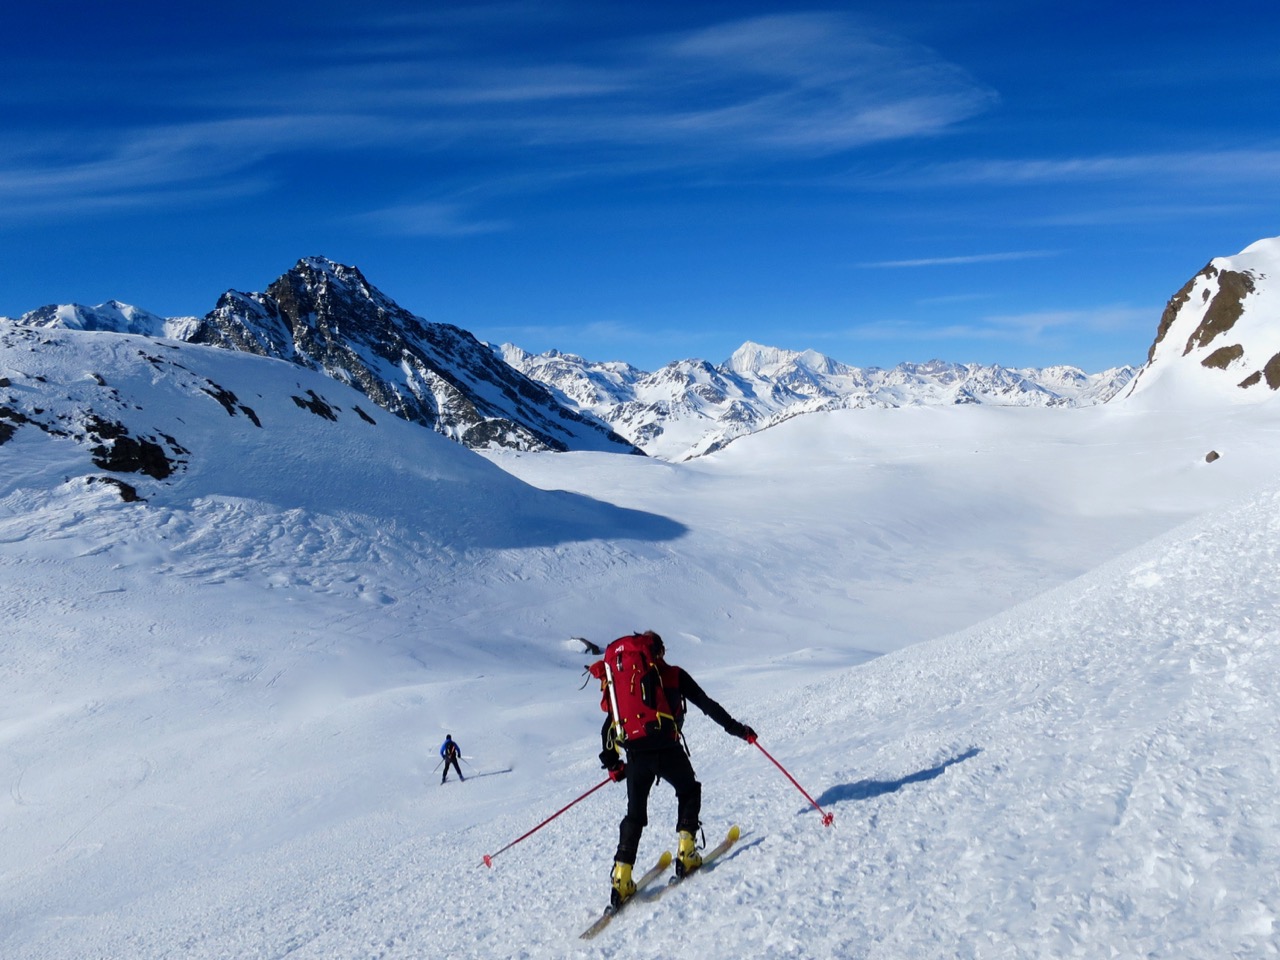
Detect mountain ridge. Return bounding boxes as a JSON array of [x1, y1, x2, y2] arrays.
[[17, 235, 1280, 461], [503, 340, 1136, 460], [8, 258, 641, 457]]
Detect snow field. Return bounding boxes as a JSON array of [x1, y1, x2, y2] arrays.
[[5, 324, 1280, 957]]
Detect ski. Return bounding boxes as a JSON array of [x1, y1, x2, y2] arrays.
[[644, 825, 741, 904], [578, 850, 673, 940]]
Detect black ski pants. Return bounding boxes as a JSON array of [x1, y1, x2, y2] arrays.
[[614, 743, 701, 865], [442, 756, 463, 782]]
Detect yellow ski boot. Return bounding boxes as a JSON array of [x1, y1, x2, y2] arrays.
[[609, 861, 637, 908], [676, 830, 703, 878]]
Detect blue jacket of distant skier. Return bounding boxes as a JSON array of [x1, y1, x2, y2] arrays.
[[440, 737, 460, 759]]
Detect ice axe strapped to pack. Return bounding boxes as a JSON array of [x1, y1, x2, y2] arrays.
[[587, 633, 679, 745]]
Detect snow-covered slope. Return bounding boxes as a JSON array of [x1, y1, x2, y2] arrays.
[[1123, 235, 1280, 406], [503, 341, 1135, 460], [8, 300, 199, 339], [6, 307, 1280, 958]]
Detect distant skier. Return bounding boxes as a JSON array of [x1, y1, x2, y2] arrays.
[[440, 734, 464, 784], [589, 630, 755, 906]]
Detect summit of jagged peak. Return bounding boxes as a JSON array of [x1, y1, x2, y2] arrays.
[[284, 257, 374, 295]]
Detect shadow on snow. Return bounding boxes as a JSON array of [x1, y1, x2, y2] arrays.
[[809, 747, 982, 814]]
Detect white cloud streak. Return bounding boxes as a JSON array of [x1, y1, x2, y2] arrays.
[[846, 305, 1155, 344], [887, 149, 1280, 188], [860, 251, 1057, 269], [352, 201, 510, 238]]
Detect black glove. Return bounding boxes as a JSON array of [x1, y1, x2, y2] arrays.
[[607, 762, 627, 782], [730, 722, 757, 743]]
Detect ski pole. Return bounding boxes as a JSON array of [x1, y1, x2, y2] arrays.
[[751, 737, 834, 827], [482, 776, 612, 868]]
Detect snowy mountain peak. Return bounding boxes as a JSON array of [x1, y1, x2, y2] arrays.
[[725, 340, 846, 378], [8, 299, 182, 338], [3, 260, 637, 455], [1122, 234, 1280, 404], [40, 259, 641, 456], [280, 256, 384, 311]]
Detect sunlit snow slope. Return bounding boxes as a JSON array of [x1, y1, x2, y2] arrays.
[[4, 320, 1280, 958]]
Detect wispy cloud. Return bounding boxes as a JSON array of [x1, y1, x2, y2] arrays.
[[353, 201, 510, 238], [860, 251, 1056, 269], [0, 115, 390, 219], [977, 306, 1155, 338], [0, 11, 999, 222], [844, 305, 1154, 344], [488, 319, 676, 347], [891, 149, 1280, 188]]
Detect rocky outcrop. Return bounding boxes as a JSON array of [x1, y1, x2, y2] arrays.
[[1123, 236, 1280, 402]]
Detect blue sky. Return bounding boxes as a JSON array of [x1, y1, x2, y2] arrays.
[[3, 1, 1278, 372]]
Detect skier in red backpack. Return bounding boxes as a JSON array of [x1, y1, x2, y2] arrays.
[[590, 630, 755, 906]]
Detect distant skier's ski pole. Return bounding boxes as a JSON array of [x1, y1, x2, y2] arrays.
[[481, 776, 612, 868], [751, 737, 834, 827]]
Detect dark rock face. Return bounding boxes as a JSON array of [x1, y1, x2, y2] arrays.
[[1149, 271, 1201, 363], [1264, 352, 1280, 390], [1202, 344, 1245, 370], [88, 476, 144, 501], [184, 258, 640, 455], [1184, 269, 1256, 355]]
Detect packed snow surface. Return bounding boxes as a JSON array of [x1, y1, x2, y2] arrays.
[[3, 324, 1280, 958]]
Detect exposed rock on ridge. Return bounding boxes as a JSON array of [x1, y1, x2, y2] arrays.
[[182, 258, 641, 455], [10, 259, 641, 456], [1124, 236, 1280, 401]]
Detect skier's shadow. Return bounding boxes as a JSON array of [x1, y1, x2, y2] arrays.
[[808, 747, 981, 814], [461, 768, 513, 781], [722, 835, 764, 864]]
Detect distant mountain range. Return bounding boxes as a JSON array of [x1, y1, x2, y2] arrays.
[[10, 238, 1279, 461], [502, 342, 1135, 460]]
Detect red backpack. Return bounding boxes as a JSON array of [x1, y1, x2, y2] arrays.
[[588, 634, 679, 746]]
